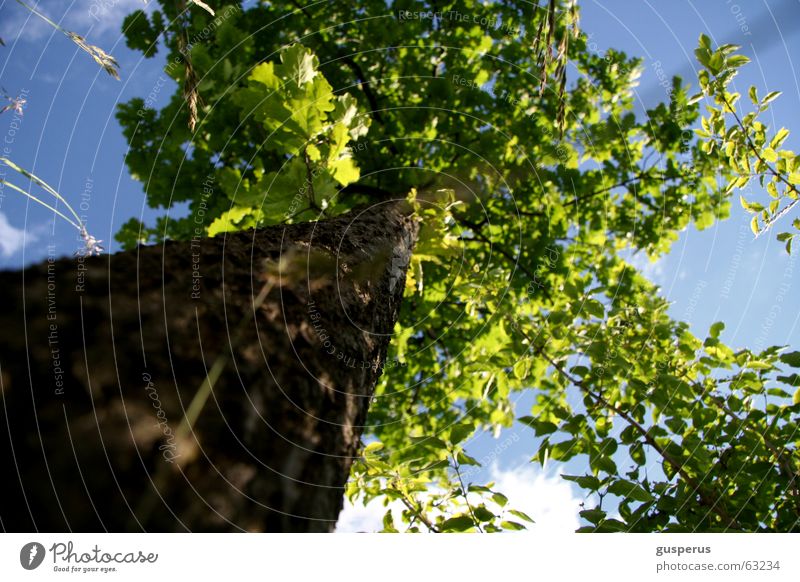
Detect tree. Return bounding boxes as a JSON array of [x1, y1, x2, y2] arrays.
[[2, 0, 798, 532], [0, 200, 417, 531]]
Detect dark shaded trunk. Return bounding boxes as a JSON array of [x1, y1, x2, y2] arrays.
[[0, 201, 418, 532]]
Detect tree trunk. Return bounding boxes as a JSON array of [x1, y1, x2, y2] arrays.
[[0, 201, 418, 532]]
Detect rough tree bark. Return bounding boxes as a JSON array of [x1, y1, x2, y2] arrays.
[[0, 201, 418, 532]]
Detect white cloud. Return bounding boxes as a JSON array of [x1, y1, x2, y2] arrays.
[[335, 496, 405, 533], [0, 3, 49, 44], [0, 211, 37, 257], [489, 463, 584, 532], [70, 0, 153, 38], [1, 0, 151, 44], [335, 463, 585, 533]]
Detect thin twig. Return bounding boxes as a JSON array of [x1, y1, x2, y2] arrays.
[[513, 323, 742, 530], [719, 93, 800, 237], [451, 451, 485, 533], [15, 0, 119, 79]]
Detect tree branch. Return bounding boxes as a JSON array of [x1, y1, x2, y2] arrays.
[[513, 324, 742, 531]]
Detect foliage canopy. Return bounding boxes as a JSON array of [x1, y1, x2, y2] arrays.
[[116, 1, 800, 532]]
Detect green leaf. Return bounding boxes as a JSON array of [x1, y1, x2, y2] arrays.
[[579, 508, 606, 524], [607, 479, 654, 503], [570, 365, 590, 378], [593, 519, 629, 532], [771, 128, 790, 149], [777, 374, 800, 387], [780, 351, 800, 367], [492, 492, 508, 507], [508, 509, 535, 523], [726, 54, 750, 69], [549, 439, 578, 461], [280, 43, 320, 86], [363, 441, 384, 454], [115, 217, 149, 250], [284, 76, 335, 140], [562, 474, 602, 490], [382, 510, 397, 532], [439, 515, 475, 532], [695, 211, 715, 230], [306, 143, 321, 161], [208, 206, 260, 236], [630, 441, 646, 465], [518, 416, 558, 435], [449, 423, 474, 445], [583, 299, 605, 318], [513, 358, 530, 380], [328, 157, 360, 186], [332, 93, 370, 140], [740, 196, 764, 213], [473, 506, 495, 522], [249, 61, 280, 89], [762, 148, 778, 163], [122, 10, 160, 58], [409, 436, 448, 451], [457, 451, 481, 466], [751, 215, 760, 235], [694, 47, 712, 68], [687, 93, 703, 105], [709, 321, 725, 339], [708, 52, 725, 74]]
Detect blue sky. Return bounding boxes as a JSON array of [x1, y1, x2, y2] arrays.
[[0, 0, 798, 530], [586, 0, 800, 355]]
